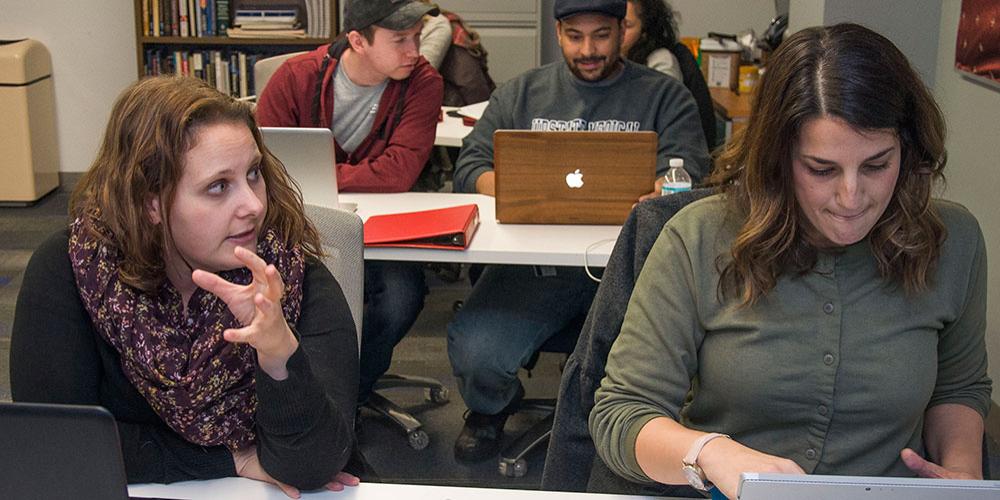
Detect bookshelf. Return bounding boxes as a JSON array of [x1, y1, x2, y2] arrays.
[[133, 0, 339, 97]]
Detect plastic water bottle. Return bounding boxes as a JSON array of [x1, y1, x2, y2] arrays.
[[660, 158, 692, 196]]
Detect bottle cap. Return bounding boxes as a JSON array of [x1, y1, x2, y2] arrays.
[[669, 158, 684, 168]]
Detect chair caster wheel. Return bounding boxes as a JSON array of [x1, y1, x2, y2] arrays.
[[425, 387, 450, 404], [408, 430, 429, 450], [498, 458, 527, 477]]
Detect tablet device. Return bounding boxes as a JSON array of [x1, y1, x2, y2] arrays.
[[738, 472, 1000, 500]]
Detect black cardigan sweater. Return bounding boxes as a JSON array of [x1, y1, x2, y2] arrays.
[[10, 230, 359, 489]]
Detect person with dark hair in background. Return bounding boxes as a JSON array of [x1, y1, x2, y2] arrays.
[[621, 0, 681, 81], [449, 0, 710, 463], [11, 76, 362, 498], [256, 0, 444, 411], [590, 24, 991, 499]]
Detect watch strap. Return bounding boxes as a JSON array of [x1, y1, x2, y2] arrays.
[[682, 432, 730, 467]]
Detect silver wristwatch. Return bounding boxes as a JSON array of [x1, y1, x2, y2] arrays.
[[681, 432, 730, 491]]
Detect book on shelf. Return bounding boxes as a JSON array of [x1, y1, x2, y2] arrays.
[[142, 0, 333, 39], [217, 0, 231, 34], [178, 0, 190, 37], [233, 9, 298, 25], [226, 26, 306, 38], [144, 47, 266, 99]]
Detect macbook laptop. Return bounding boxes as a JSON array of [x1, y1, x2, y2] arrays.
[[493, 130, 657, 225], [0, 401, 130, 499], [259, 127, 355, 212], [738, 472, 1000, 500]]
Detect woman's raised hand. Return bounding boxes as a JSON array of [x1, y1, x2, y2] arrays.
[[192, 246, 298, 379]]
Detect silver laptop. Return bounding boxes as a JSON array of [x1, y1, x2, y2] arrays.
[[738, 472, 1000, 500], [260, 127, 355, 211], [0, 402, 130, 499]]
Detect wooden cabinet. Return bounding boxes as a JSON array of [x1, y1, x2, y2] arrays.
[[133, 0, 338, 97]]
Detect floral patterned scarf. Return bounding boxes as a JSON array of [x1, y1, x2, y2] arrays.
[[68, 216, 305, 451]]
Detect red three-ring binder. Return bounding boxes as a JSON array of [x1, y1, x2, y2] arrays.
[[363, 204, 480, 250]]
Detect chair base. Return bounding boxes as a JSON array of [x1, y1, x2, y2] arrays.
[[498, 398, 556, 477], [363, 374, 450, 450]]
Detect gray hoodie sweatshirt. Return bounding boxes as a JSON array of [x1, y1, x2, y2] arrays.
[[453, 59, 711, 193]]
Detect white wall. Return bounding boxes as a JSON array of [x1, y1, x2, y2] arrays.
[[823, 0, 942, 86], [788, 0, 941, 86], [788, 0, 826, 35], [669, 0, 776, 40], [935, 0, 1000, 406], [0, 0, 136, 173]]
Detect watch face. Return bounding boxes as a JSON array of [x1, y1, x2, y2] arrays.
[[682, 464, 708, 491]]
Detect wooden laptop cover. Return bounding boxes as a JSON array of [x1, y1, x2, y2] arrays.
[[494, 131, 657, 225], [363, 204, 480, 250]]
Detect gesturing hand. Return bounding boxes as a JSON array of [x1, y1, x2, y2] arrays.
[[698, 437, 806, 499], [901, 448, 981, 480], [192, 246, 298, 379]]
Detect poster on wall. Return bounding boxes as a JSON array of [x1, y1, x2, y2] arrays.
[[955, 0, 1000, 90]]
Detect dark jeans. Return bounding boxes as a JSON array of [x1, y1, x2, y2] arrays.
[[447, 265, 598, 414], [357, 261, 427, 403]]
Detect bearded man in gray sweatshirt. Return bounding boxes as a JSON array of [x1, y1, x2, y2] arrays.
[[448, 0, 711, 462]]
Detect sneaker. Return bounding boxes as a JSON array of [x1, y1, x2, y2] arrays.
[[454, 410, 509, 462], [453, 384, 525, 462]]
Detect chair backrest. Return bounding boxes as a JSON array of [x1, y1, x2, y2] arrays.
[[541, 188, 714, 492], [254, 51, 308, 96], [304, 204, 364, 350], [667, 42, 718, 151]]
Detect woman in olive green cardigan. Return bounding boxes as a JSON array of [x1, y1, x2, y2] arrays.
[[590, 23, 991, 499]]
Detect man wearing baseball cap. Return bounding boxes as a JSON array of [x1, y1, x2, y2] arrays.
[[257, 0, 443, 414], [447, 0, 710, 462]]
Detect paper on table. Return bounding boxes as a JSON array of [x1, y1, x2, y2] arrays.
[[457, 101, 489, 120]]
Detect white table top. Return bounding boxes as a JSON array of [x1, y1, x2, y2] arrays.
[[129, 477, 677, 499], [435, 106, 475, 147], [339, 192, 621, 267]]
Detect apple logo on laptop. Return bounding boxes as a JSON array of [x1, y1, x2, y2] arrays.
[[565, 169, 584, 188]]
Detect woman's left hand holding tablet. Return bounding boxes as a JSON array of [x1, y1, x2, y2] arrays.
[[193, 246, 298, 380]]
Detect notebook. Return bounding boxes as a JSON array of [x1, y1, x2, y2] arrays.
[[259, 127, 356, 212], [0, 401, 130, 499], [493, 130, 657, 225], [737, 472, 1000, 500], [363, 204, 480, 250]]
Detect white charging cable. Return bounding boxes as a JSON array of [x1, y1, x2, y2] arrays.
[[583, 238, 616, 283]]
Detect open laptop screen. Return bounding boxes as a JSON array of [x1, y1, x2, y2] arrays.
[[0, 402, 130, 499], [259, 127, 341, 210]]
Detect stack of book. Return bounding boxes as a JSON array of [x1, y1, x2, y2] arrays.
[[141, 0, 233, 37], [227, 8, 305, 38]]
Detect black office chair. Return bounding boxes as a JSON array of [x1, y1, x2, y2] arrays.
[[363, 374, 450, 450], [540, 189, 714, 492], [497, 314, 587, 478]]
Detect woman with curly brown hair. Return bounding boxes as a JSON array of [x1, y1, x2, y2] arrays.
[[11, 76, 360, 497], [591, 24, 991, 499]]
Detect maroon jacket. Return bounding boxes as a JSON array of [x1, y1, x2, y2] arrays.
[[256, 41, 444, 192]]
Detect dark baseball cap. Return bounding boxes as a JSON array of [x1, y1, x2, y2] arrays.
[[343, 0, 440, 32], [553, 0, 627, 20]]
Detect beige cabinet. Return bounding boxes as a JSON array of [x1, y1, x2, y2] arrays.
[[435, 0, 541, 84]]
